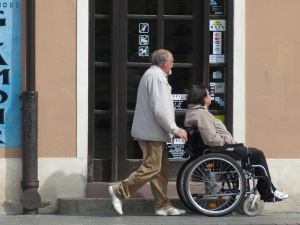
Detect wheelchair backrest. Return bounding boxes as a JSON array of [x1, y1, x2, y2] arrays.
[[184, 127, 208, 157], [184, 127, 243, 162]]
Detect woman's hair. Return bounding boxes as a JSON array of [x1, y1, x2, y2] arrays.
[[186, 84, 208, 106], [151, 50, 170, 65]]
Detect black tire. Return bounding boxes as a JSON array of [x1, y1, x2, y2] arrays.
[[176, 157, 198, 213], [181, 153, 247, 217]]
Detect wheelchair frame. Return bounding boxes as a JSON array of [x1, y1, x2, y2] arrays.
[[176, 127, 276, 217]]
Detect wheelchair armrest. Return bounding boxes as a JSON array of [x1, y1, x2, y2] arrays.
[[204, 143, 247, 161], [209, 143, 245, 149]]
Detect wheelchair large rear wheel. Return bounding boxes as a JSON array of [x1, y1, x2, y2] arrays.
[[181, 153, 246, 217]]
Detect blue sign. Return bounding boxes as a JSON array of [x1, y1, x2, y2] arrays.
[[0, 1, 22, 147]]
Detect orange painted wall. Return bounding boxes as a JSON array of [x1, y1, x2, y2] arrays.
[[35, 0, 77, 157], [245, 0, 300, 158]]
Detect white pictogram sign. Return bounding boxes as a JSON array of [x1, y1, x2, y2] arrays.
[[139, 23, 149, 33], [139, 35, 149, 45], [139, 46, 149, 56]]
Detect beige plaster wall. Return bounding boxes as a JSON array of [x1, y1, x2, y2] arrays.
[[245, 0, 300, 158], [35, 0, 77, 157]]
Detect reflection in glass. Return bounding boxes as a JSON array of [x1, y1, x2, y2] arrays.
[[127, 114, 143, 159], [127, 67, 148, 110], [94, 115, 111, 159], [95, 0, 111, 15], [128, 0, 157, 15], [95, 67, 111, 110], [128, 20, 157, 62], [95, 19, 111, 62], [164, 20, 193, 63], [164, 0, 193, 15]]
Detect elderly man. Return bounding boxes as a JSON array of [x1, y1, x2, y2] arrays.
[[109, 49, 187, 216]]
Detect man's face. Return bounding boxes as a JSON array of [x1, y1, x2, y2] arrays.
[[164, 54, 174, 75]]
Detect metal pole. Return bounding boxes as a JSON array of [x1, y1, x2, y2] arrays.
[[20, 0, 40, 215]]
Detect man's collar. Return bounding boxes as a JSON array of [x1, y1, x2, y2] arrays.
[[151, 65, 168, 78]]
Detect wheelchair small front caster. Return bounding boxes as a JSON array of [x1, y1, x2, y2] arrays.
[[243, 198, 261, 216]]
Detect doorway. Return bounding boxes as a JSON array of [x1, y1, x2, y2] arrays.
[[89, 0, 233, 182]]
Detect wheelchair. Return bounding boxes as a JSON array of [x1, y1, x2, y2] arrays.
[[176, 127, 276, 217]]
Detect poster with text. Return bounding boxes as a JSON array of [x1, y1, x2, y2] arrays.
[[0, 1, 22, 147]]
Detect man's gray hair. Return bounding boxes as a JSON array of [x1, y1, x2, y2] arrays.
[[151, 50, 170, 65]]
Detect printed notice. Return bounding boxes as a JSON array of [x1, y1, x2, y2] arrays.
[[209, 55, 225, 63], [167, 138, 189, 159], [210, 19, 226, 31], [172, 94, 187, 110]]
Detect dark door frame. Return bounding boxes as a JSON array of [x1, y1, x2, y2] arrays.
[[110, 0, 128, 181]]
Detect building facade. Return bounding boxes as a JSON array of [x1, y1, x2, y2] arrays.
[[0, 0, 299, 214]]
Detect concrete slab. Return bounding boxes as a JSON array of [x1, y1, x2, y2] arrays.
[[85, 181, 179, 198]]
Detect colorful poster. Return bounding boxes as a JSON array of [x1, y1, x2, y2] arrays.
[[213, 32, 222, 54], [0, 1, 22, 147]]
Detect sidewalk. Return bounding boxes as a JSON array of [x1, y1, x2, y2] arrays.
[[0, 213, 299, 225]]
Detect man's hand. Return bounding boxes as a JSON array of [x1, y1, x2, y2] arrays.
[[174, 128, 188, 142]]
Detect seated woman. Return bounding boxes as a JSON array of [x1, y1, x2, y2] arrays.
[[184, 84, 289, 202]]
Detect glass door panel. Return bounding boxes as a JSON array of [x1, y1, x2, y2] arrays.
[[164, 20, 193, 63], [127, 67, 146, 110], [168, 68, 193, 95], [169, 68, 192, 121], [94, 66, 112, 160], [164, 0, 193, 15], [127, 114, 143, 159], [94, 114, 111, 159], [128, 0, 157, 15], [95, 0, 111, 14], [95, 19, 111, 62], [95, 67, 111, 110]]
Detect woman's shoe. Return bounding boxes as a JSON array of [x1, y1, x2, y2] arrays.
[[273, 190, 289, 199]]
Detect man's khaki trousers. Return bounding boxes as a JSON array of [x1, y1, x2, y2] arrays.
[[114, 140, 172, 210]]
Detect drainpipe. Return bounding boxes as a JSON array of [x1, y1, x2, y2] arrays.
[[20, 0, 40, 215]]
